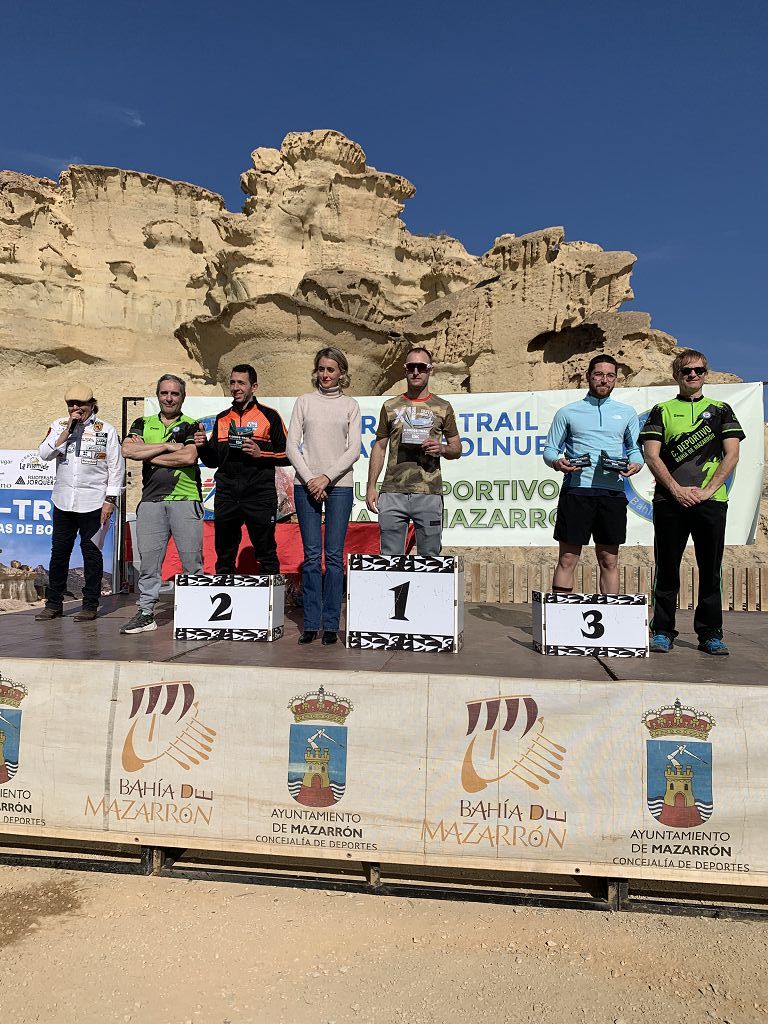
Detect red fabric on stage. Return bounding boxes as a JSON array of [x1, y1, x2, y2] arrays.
[[157, 521, 412, 578]]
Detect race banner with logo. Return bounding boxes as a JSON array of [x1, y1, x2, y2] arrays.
[[148, 382, 763, 546], [0, 658, 765, 888], [0, 451, 116, 586]]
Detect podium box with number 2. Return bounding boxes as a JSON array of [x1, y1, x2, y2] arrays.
[[346, 554, 464, 653], [174, 573, 285, 641], [532, 591, 648, 657]]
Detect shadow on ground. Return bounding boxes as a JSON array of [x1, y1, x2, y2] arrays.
[[0, 880, 82, 950]]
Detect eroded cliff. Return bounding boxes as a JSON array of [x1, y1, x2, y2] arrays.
[[0, 129, 735, 450]]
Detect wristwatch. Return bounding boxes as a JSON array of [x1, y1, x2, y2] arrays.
[[105, 495, 118, 505]]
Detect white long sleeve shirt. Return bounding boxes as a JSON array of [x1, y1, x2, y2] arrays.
[[39, 413, 125, 512]]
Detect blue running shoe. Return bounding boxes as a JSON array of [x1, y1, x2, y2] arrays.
[[698, 637, 730, 656], [650, 634, 673, 653]]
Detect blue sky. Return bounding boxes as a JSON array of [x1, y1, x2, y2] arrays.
[[2, 0, 765, 392]]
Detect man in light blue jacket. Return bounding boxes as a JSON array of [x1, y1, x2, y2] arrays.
[[542, 355, 643, 595]]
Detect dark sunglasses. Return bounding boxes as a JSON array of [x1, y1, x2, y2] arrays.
[[405, 362, 430, 373], [681, 366, 707, 376], [66, 399, 92, 406]]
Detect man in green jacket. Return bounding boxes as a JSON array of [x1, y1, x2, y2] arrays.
[[121, 374, 203, 634], [639, 349, 744, 656]]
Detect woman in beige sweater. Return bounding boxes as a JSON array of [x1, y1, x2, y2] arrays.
[[287, 347, 362, 645]]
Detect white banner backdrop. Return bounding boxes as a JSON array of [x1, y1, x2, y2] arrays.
[[144, 383, 764, 547], [0, 658, 765, 888]]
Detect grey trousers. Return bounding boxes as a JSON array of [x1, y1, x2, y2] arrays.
[[378, 492, 444, 557], [136, 500, 203, 614]]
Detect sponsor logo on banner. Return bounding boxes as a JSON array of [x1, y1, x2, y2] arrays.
[[643, 698, 715, 827], [19, 453, 48, 473], [0, 675, 42, 827], [84, 681, 218, 828], [422, 692, 570, 851], [287, 685, 352, 807], [461, 692, 567, 794], [121, 681, 216, 772], [255, 688, 374, 853], [0, 674, 27, 783], [617, 698, 748, 875]]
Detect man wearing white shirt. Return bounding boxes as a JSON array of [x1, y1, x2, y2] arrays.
[[35, 383, 124, 621]]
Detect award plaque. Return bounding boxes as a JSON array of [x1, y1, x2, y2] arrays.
[[228, 423, 254, 449], [400, 409, 435, 447], [600, 451, 629, 473]]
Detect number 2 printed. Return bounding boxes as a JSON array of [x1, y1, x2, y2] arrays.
[[209, 593, 233, 622]]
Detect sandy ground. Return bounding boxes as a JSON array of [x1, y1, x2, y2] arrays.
[[1, 866, 767, 1024]]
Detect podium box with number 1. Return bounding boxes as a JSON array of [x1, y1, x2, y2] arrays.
[[346, 555, 464, 653], [532, 591, 648, 657], [174, 573, 285, 641]]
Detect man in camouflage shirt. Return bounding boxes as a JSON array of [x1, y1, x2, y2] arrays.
[[639, 349, 744, 656], [366, 347, 461, 555]]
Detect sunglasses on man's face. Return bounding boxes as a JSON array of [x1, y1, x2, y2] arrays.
[[405, 363, 431, 373], [66, 399, 92, 406], [681, 366, 707, 377]]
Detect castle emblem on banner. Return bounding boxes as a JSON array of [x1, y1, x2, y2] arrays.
[[643, 698, 715, 827], [121, 681, 217, 773], [0, 674, 27, 783], [287, 685, 353, 807], [461, 692, 567, 794]]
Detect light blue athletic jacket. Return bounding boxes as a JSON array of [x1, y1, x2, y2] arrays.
[[542, 394, 643, 491]]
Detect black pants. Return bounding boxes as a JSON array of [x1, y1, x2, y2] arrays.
[[651, 499, 727, 641], [213, 478, 279, 574], [46, 505, 103, 610]]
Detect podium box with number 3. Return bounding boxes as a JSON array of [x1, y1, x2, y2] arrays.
[[532, 591, 648, 657], [346, 555, 464, 653], [174, 573, 285, 641]]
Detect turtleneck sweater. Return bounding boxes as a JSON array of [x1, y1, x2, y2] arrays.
[[287, 389, 362, 488]]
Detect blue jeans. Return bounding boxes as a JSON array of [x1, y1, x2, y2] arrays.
[[294, 484, 354, 631]]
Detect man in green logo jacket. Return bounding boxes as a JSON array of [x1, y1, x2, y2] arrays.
[[639, 350, 744, 656], [121, 374, 204, 634]]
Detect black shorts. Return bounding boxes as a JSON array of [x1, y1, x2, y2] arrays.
[[553, 489, 628, 546]]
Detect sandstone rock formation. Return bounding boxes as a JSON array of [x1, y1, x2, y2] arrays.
[[0, 166, 226, 445], [0, 129, 738, 452]]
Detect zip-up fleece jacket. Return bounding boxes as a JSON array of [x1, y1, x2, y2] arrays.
[[198, 399, 290, 492], [542, 394, 642, 491]]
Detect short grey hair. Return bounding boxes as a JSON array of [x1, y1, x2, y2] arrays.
[[156, 374, 186, 401]]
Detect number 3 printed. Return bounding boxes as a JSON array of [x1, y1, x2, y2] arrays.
[[580, 609, 605, 639]]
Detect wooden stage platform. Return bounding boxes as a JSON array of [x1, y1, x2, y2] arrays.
[[1, 595, 764, 685]]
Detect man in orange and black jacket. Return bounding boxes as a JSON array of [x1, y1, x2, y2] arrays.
[[195, 364, 289, 574]]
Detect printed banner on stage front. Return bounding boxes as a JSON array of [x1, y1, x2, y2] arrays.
[[151, 382, 763, 546], [0, 450, 116, 580], [1, 659, 766, 887]]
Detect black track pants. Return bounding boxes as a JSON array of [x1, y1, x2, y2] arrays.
[[46, 505, 103, 610], [650, 499, 727, 641], [213, 478, 279, 575]]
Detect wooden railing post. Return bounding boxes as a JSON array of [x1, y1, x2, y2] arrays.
[[462, 559, 765, 611]]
